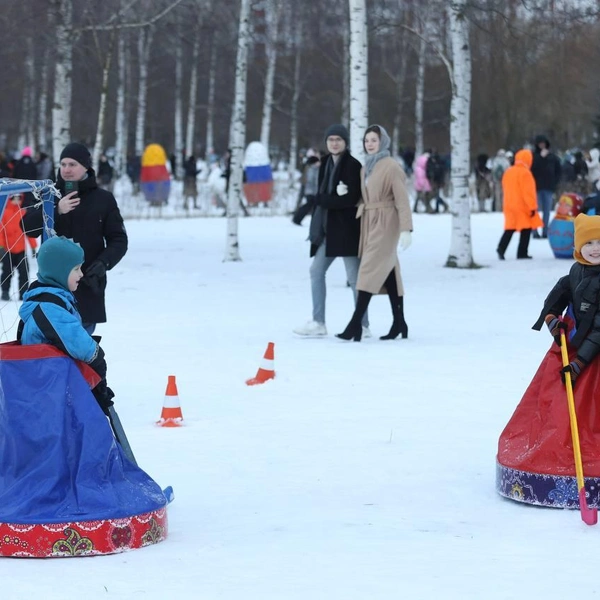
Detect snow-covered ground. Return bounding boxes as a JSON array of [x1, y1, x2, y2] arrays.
[[1, 211, 595, 599]]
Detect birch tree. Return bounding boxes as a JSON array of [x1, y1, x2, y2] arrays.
[[414, 33, 427, 158], [259, 0, 281, 149], [288, 18, 303, 184], [135, 25, 154, 157], [91, 31, 117, 171], [348, 0, 368, 161], [51, 0, 73, 161], [205, 40, 217, 159], [185, 30, 201, 160], [114, 33, 127, 178], [224, 0, 251, 262], [446, 0, 474, 268], [173, 19, 184, 179]]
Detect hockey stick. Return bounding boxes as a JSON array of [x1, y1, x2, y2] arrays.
[[107, 406, 138, 466], [560, 330, 598, 525]]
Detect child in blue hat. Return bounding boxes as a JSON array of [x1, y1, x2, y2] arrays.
[[18, 236, 114, 414]]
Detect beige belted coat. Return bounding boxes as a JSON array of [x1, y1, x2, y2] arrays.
[[356, 157, 413, 295]]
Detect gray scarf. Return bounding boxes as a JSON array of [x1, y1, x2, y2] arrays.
[[363, 125, 391, 180]]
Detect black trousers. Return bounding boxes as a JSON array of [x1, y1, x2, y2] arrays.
[[1, 251, 28, 296], [497, 228, 531, 258]]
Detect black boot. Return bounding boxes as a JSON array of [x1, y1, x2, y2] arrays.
[[497, 230, 514, 260], [380, 270, 408, 340], [380, 296, 408, 340], [336, 291, 372, 342]]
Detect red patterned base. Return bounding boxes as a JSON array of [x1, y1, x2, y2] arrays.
[[0, 508, 168, 557]]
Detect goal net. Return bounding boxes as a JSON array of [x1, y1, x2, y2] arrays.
[[0, 178, 58, 342]]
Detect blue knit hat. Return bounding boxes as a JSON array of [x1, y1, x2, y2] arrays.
[[37, 236, 84, 290]]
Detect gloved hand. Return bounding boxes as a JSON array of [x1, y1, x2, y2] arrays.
[[545, 314, 566, 346], [399, 231, 412, 251], [92, 380, 115, 416], [336, 182, 348, 196], [530, 210, 537, 218], [82, 259, 107, 295], [560, 357, 587, 387], [88, 345, 107, 379]]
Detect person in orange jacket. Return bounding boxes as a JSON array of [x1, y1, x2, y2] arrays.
[[0, 194, 35, 300], [496, 148, 544, 260]]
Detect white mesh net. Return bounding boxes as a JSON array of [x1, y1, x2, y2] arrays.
[[0, 179, 60, 341]]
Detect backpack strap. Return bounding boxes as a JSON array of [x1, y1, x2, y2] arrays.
[[16, 293, 69, 344]]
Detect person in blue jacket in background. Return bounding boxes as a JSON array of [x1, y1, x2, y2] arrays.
[[18, 235, 114, 415]]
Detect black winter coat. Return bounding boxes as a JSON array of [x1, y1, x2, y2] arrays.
[[309, 151, 362, 258], [22, 169, 128, 324], [531, 150, 562, 192], [533, 262, 600, 363]]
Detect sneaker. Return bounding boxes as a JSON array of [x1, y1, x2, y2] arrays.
[[1, 291, 9, 301], [293, 320, 327, 337], [362, 327, 372, 339]]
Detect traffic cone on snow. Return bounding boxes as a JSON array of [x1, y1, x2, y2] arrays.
[[157, 375, 183, 427], [246, 342, 275, 386]]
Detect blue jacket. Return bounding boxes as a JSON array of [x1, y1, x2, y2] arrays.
[[19, 284, 98, 363]]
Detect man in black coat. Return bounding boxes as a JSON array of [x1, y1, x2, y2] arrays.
[[293, 124, 369, 337], [22, 143, 128, 333], [531, 134, 562, 238]]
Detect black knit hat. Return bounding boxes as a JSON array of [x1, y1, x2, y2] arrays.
[[324, 124, 349, 146], [60, 142, 92, 169]]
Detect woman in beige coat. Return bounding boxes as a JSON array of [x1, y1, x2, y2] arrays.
[[336, 125, 413, 342]]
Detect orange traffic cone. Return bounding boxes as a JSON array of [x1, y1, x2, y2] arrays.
[[157, 375, 183, 427], [246, 342, 275, 386]]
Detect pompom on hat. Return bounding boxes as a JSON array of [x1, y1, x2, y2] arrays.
[[59, 142, 92, 169], [21, 146, 32, 157], [574, 213, 600, 265], [37, 236, 84, 290]]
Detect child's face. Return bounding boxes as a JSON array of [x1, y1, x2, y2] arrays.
[[581, 239, 600, 264], [67, 265, 83, 291]]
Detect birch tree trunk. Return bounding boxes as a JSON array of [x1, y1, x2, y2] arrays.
[[38, 50, 50, 153], [446, 0, 475, 268], [288, 20, 303, 184], [114, 33, 127, 178], [414, 34, 426, 158], [173, 30, 184, 178], [205, 41, 217, 159], [51, 0, 73, 161], [341, 23, 350, 127], [224, 0, 251, 262], [135, 26, 154, 157], [92, 35, 116, 172], [259, 0, 280, 149], [185, 31, 200, 160], [348, 0, 368, 162], [392, 43, 409, 159]]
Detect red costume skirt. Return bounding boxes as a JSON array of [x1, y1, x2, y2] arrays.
[[496, 342, 600, 508]]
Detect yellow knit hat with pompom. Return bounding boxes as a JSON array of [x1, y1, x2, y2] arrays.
[[574, 213, 600, 264]]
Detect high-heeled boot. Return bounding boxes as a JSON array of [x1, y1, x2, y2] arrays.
[[336, 291, 372, 342], [380, 296, 408, 340]]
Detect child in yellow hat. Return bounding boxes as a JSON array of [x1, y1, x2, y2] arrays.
[[533, 212, 600, 384], [496, 212, 600, 509]]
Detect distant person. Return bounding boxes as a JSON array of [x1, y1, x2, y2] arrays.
[[531, 135, 561, 238], [97, 154, 114, 192], [336, 125, 412, 342], [412, 152, 432, 213], [183, 155, 200, 210], [35, 152, 55, 181], [496, 149, 543, 260], [292, 153, 320, 225], [293, 124, 369, 338], [22, 142, 128, 334]]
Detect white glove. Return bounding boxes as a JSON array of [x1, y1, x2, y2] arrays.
[[399, 231, 412, 251], [336, 182, 348, 196]]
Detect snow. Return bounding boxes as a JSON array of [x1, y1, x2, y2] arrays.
[[2, 211, 597, 599]]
